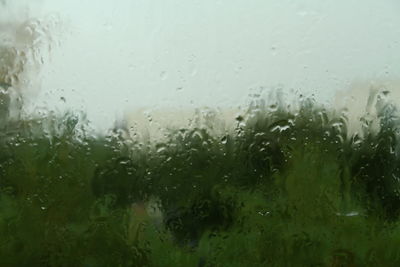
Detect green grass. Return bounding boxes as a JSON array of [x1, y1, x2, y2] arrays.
[[1, 92, 400, 266]]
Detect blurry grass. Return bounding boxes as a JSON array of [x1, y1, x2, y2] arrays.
[[1, 91, 400, 266]]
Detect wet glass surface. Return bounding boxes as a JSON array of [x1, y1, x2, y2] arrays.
[[1, 1, 400, 266]]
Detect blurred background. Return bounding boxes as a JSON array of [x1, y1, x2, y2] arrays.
[[1, 0, 400, 130]]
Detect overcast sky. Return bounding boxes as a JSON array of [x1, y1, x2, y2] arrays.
[[2, 0, 400, 128]]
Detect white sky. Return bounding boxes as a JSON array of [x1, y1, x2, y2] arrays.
[[2, 0, 400, 129]]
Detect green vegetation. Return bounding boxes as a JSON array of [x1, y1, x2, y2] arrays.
[[1, 92, 400, 266]]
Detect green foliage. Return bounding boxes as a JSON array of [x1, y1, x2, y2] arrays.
[[1, 94, 400, 266]]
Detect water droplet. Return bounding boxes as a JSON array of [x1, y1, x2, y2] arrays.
[[271, 45, 277, 55], [190, 69, 197, 76], [235, 115, 244, 122], [160, 71, 167, 80], [221, 136, 228, 144], [157, 147, 166, 153], [269, 104, 278, 112]]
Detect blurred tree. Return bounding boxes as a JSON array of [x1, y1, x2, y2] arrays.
[[0, 12, 56, 125], [0, 45, 14, 125]]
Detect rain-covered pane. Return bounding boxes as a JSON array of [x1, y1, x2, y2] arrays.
[[1, 0, 400, 266]]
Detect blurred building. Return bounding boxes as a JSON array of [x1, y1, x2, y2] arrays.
[[334, 80, 400, 136]]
